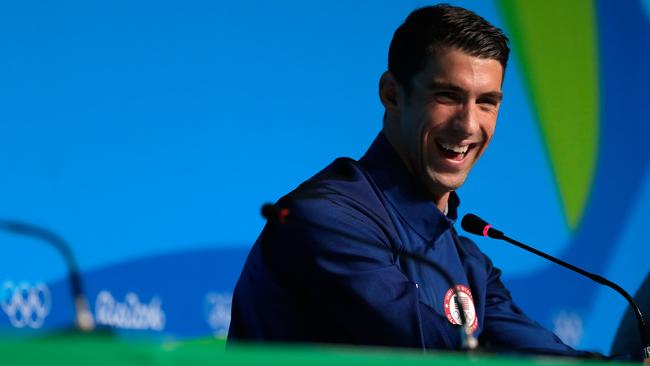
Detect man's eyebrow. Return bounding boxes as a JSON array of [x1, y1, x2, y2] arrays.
[[427, 82, 503, 101], [481, 91, 503, 102], [427, 82, 465, 93]]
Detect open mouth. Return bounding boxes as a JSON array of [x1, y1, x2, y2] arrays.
[[436, 141, 476, 161]]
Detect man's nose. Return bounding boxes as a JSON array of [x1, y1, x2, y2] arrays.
[[452, 103, 480, 136]]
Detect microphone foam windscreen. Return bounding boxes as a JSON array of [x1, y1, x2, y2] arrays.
[[461, 214, 489, 236]]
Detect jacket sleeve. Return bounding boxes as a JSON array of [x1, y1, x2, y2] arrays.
[[263, 197, 462, 350]]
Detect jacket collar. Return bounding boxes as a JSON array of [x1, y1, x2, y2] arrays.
[[359, 132, 459, 242]]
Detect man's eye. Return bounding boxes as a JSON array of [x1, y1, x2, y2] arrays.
[[435, 92, 459, 102], [478, 97, 499, 106]]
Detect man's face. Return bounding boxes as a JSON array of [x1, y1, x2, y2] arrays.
[[393, 47, 503, 198]]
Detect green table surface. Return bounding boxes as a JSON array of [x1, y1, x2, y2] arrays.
[[0, 332, 635, 366]]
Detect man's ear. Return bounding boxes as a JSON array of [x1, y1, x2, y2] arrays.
[[379, 71, 401, 114]]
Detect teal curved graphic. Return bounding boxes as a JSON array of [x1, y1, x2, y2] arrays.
[[498, 0, 599, 231], [499, 0, 650, 353]]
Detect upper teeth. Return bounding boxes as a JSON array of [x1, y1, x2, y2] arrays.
[[440, 142, 469, 154]]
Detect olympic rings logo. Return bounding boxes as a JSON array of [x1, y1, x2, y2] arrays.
[[204, 292, 232, 336], [0, 280, 51, 329]]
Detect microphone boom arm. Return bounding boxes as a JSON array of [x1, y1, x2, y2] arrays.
[[461, 213, 650, 359], [0, 220, 95, 331], [500, 234, 649, 358]]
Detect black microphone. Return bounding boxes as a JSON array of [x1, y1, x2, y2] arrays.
[[261, 203, 478, 351], [0, 220, 95, 331], [461, 213, 650, 360]]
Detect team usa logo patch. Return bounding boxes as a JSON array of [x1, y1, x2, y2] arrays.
[[444, 285, 478, 332]]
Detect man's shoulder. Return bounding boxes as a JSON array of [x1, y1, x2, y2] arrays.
[[278, 157, 391, 231], [264, 157, 398, 266], [291, 157, 373, 198]]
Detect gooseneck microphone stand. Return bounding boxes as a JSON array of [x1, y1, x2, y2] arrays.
[[461, 213, 650, 361], [0, 220, 95, 331]]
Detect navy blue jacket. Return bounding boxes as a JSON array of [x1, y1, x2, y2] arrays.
[[229, 133, 583, 355]]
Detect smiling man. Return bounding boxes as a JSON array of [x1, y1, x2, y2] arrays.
[[228, 4, 590, 356], [380, 45, 503, 212]]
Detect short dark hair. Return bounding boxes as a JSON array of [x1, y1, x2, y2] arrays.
[[388, 4, 510, 92]]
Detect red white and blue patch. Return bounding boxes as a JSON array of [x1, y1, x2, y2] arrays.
[[443, 285, 478, 332]]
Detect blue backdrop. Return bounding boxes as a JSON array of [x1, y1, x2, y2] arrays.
[[1, 0, 648, 354]]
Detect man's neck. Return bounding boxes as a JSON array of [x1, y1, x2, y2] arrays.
[[382, 125, 453, 215], [433, 191, 450, 214]]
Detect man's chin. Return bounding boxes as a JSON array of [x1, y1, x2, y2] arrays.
[[423, 171, 467, 196]]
